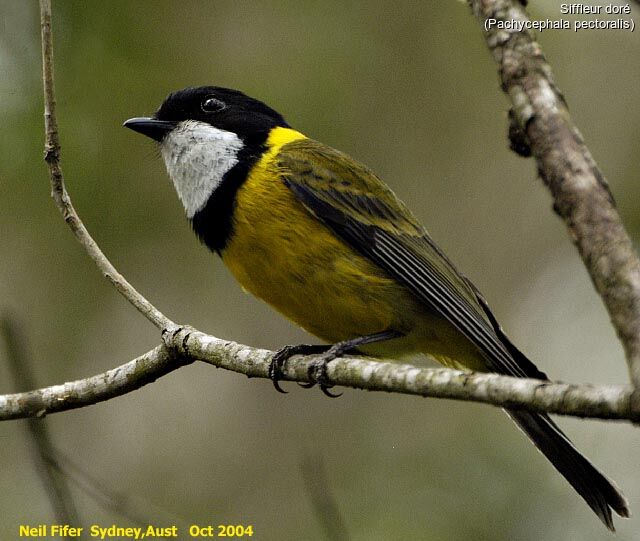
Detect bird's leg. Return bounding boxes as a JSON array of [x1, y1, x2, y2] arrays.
[[269, 329, 402, 397], [311, 330, 402, 397], [268, 344, 331, 394]]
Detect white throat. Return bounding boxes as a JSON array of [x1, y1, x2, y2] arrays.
[[160, 120, 244, 218]]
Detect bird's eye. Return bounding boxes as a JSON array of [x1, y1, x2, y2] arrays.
[[201, 97, 226, 113]]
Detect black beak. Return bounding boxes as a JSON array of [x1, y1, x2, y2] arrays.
[[123, 117, 177, 142]]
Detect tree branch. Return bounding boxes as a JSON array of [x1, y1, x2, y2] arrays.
[[1, 316, 81, 528], [301, 455, 350, 541], [18, 1, 638, 428], [470, 0, 640, 391], [39, 0, 173, 331], [0, 328, 637, 423]]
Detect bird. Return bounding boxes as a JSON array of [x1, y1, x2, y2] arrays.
[[124, 85, 629, 530]]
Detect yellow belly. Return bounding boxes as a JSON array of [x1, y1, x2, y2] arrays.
[[222, 145, 407, 341], [221, 127, 487, 372]]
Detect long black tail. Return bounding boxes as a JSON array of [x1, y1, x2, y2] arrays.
[[507, 409, 629, 531]]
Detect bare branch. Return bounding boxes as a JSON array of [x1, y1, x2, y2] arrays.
[[39, 0, 173, 331], [52, 449, 189, 528], [469, 0, 640, 390], [301, 455, 350, 541], [0, 328, 637, 423], [1, 316, 81, 528], [0, 340, 191, 421], [21, 1, 638, 429]]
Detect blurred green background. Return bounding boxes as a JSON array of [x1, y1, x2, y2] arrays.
[[1, 1, 639, 539]]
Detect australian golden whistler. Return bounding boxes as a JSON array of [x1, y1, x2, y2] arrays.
[[125, 86, 628, 530]]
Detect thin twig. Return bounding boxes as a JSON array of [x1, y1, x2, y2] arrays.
[[301, 455, 350, 541], [39, 0, 173, 331], [469, 0, 640, 391], [0, 315, 82, 530], [52, 448, 190, 529], [0, 340, 191, 421], [22, 1, 639, 428], [0, 328, 637, 422]]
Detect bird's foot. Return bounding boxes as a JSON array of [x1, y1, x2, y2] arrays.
[[268, 344, 330, 394], [306, 344, 349, 398], [269, 329, 402, 397]]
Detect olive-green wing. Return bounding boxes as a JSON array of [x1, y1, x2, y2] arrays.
[[277, 139, 631, 528], [276, 138, 544, 379]]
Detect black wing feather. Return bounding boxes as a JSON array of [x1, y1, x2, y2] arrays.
[[277, 140, 628, 529], [285, 179, 539, 379]]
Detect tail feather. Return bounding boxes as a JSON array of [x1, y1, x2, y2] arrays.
[[507, 409, 629, 531]]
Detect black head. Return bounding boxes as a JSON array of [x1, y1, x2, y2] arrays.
[[133, 86, 289, 145], [124, 86, 293, 252]]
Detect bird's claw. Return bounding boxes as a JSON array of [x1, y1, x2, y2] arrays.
[[308, 352, 343, 398], [269, 344, 329, 394]]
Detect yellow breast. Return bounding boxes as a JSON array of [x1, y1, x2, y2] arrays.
[[220, 127, 489, 371], [221, 127, 414, 343]]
